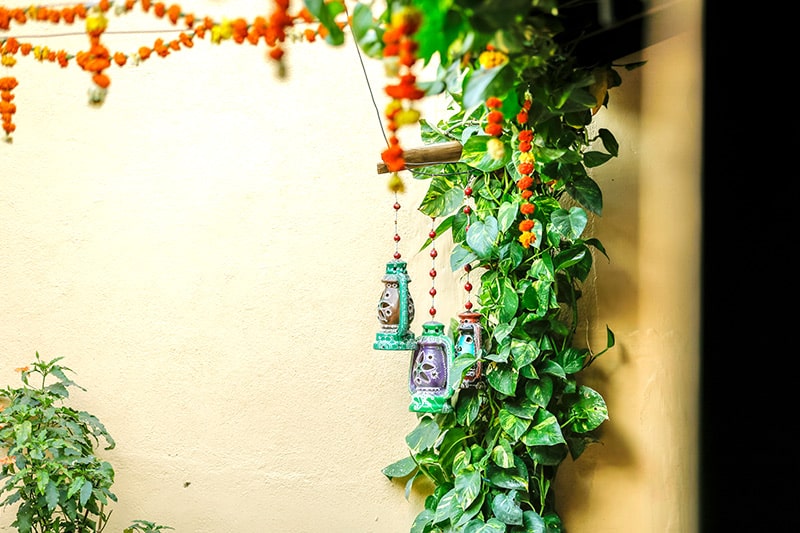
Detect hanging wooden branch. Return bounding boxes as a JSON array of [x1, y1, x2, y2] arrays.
[[376, 140, 462, 174]]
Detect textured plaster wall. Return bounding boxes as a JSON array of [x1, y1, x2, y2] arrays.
[[1, 1, 701, 532]]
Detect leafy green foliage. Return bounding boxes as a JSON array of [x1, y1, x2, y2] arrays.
[[0, 353, 171, 533], [348, 0, 628, 531]]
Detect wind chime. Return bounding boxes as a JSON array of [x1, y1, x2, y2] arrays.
[[374, 175, 484, 414]]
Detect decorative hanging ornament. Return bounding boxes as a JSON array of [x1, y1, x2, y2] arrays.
[[374, 259, 416, 350], [409, 321, 456, 413], [456, 311, 484, 388], [374, 195, 416, 351]]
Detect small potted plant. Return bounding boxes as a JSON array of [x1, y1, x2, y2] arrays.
[[0, 352, 172, 533]]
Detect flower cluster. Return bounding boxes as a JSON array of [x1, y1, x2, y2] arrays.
[[380, 6, 424, 192], [515, 93, 536, 248], [477, 44, 507, 69]]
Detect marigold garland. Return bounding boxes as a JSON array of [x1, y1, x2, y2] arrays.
[[0, 0, 336, 140], [515, 91, 536, 248], [379, 5, 424, 193]]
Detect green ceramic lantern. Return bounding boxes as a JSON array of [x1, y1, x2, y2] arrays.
[[374, 260, 416, 351], [408, 321, 456, 413]]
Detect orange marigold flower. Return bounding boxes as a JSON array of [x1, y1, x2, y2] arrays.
[[303, 28, 316, 42], [62, 7, 75, 23], [519, 231, 535, 248], [520, 203, 535, 215], [268, 46, 284, 61], [516, 176, 534, 190], [184, 13, 195, 28], [141, 0, 152, 11], [519, 219, 534, 232], [98, 0, 111, 12], [518, 162, 534, 175], [92, 72, 110, 88], [179, 32, 194, 48], [138, 46, 152, 60], [486, 96, 502, 109], [518, 140, 532, 152], [14, 366, 29, 373], [521, 190, 533, 200], [0, 77, 17, 91], [167, 4, 181, 24], [154, 2, 166, 18], [487, 110, 503, 124], [381, 144, 405, 172], [484, 123, 503, 137], [20, 43, 32, 55], [518, 130, 534, 142], [113, 52, 126, 66], [516, 110, 528, 124], [0, 101, 15, 114]]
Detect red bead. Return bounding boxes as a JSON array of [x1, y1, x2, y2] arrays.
[[429, 230, 436, 239], [394, 234, 401, 242], [429, 249, 438, 258], [429, 307, 436, 316], [464, 264, 472, 272], [464, 187, 472, 196], [464, 301, 473, 310], [429, 269, 437, 278], [464, 282, 472, 291], [429, 288, 437, 296], [463, 206, 472, 215], [393, 202, 401, 210], [393, 252, 401, 259]]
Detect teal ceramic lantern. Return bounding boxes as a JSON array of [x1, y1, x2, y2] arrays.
[[374, 260, 416, 351], [455, 311, 484, 388], [409, 321, 456, 413]]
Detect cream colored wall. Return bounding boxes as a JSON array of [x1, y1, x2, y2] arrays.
[[1, 1, 702, 532]]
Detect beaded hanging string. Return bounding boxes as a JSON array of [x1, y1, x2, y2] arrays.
[[427, 216, 438, 321], [461, 176, 477, 312]]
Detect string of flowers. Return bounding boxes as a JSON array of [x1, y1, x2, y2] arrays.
[[0, 71, 16, 143], [483, 95, 505, 161], [0, 0, 333, 141], [379, 5, 424, 193], [515, 91, 537, 249]]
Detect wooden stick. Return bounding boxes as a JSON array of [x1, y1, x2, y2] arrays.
[[377, 140, 463, 174]]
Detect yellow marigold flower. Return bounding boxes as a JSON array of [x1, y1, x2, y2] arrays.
[[487, 137, 505, 160], [518, 151, 535, 164], [14, 366, 29, 373], [478, 49, 508, 69], [519, 231, 535, 248], [85, 13, 108, 35], [395, 108, 420, 126], [1, 55, 15, 67], [211, 20, 233, 44]]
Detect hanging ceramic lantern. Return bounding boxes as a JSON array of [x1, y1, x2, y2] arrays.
[[456, 311, 484, 388], [374, 260, 416, 351], [409, 321, 456, 413]]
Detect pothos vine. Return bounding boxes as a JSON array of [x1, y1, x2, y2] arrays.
[[2, 1, 640, 531]]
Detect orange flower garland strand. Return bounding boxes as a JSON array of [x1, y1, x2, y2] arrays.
[[0, 73, 17, 142], [380, 6, 424, 193], [484, 95, 506, 160], [0, 0, 337, 139], [515, 91, 536, 249]]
